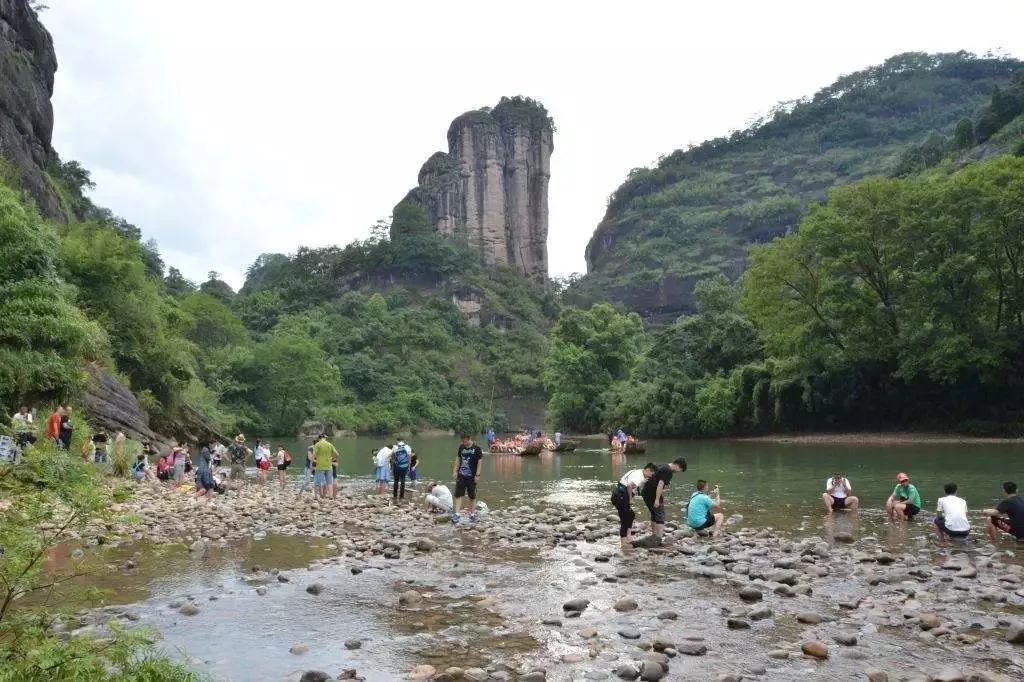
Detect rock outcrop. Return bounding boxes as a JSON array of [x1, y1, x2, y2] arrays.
[[394, 96, 552, 283], [0, 0, 64, 219], [81, 364, 168, 450]]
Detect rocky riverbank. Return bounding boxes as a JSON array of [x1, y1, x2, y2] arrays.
[[73, 479, 1024, 680]]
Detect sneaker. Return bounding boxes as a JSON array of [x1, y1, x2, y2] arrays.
[[450, 513, 461, 525], [468, 513, 479, 523]]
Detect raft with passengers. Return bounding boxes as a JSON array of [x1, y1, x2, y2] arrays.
[[487, 430, 577, 455], [609, 427, 646, 454]]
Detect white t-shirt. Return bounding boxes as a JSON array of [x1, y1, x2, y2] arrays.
[[825, 477, 851, 499], [255, 445, 269, 462], [620, 469, 647, 489], [430, 485, 453, 510], [375, 447, 392, 467], [277, 449, 287, 466], [936, 494, 970, 532]]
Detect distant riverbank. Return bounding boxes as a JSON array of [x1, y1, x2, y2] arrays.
[[730, 432, 1024, 445]]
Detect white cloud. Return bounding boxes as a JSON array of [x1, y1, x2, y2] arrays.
[[45, 0, 1024, 289]]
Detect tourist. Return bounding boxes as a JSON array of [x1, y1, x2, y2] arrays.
[[171, 443, 188, 484], [298, 445, 315, 492], [486, 427, 497, 448], [211, 440, 226, 467], [886, 472, 922, 521], [391, 440, 412, 500], [611, 464, 654, 550], [114, 430, 126, 460], [687, 480, 725, 537], [130, 452, 150, 482], [11, 406, 36, 448], [58, 405, 74, 450], [312, 435, 338, 499], [46, 406, 62, 446], [425, 480, 454, 513], [92, 429, 109, 464], [194, 448, 216, 502], [616, 427, 627, 445], [156, 452, 172, 482], [983, 481, 1024, 542], [640, 457, 687, 538], [408, 449, 419, 486], [373, 443, 392, 494], [254, 439, 271, 484], [934, 482, 970, 545], [452, 433, 484, 523], [228, 434, 250, 483], [822, 472, 859, 514], [276, 444, 291, 490], [330, 452, 339, 499], [554, 430, 562, 447]]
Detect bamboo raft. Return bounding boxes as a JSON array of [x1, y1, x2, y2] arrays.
[[517, 441, 546, 456], [623, 440, 647, 454]]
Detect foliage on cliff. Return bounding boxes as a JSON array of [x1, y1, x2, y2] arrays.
[[573, 52, 1024, 320], [560, 151, 1024, 437]]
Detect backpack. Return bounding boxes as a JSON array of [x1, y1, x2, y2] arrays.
[[394, 445, 410, 469]]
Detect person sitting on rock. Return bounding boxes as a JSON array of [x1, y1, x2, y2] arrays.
[[934, 482, 970, 546], [424, 480, 453, 513], [983, 481, 1024, 543], [687, 480, 724, 537], [823, 472, 859, 515], [130, 452, 151, 482], [886, 472, 922, 522]]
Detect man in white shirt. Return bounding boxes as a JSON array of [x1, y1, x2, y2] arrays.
[[934, 482, 970, 545], [424, 480, 454, 513], [374, 444, 392, 494], [822, 472, 859, 515], [612, 464, 655, 549]]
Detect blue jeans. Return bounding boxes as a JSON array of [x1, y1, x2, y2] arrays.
[[314, 469, 334, 487]]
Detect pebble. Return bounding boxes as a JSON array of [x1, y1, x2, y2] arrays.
[[463, 669, 488, 682], [289, 643, 309, 655], [801, 640, 829, 659], [344, 639, 361, 650], [726, 618, 750, 630], [564, 598, 590, 612], [614, 597, 639, 612], [833, 633, 857, 646], [738, 587, 763, 602], [410, 665, 436, 680], [579, 627, 598, 638], [305, 582, 325, 595], [864, 669, 889, 682], [675, 641, 707, 656], [398, 590, 422, 606], [639, 661, 666, 681], [614, 663, 640, 680], [796, 612, 822, 624], [1006, 621, 1024, 644], [618, 627, 642, 639], [179, 603, 200, 616], [656, 611, 678, 620]]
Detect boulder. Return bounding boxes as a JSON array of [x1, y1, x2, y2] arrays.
[[801, 641, 828, 659]]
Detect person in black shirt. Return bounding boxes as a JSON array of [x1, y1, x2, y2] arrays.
[[984, 481, 1024, 541], [58, 406, 75, 450], [640, 457, 687, 538], [451, 434, 484, 523]]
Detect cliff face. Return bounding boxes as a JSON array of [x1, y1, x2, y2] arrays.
[[395, 97, 552, 283], [0, 0, 64, 219]]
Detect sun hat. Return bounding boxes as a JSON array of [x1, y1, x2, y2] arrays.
[[896, 472, 909, 482], [234, 434, 246, 443]]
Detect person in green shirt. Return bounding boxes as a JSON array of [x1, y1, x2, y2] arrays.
[[312, 435, 339, 499], [886, 472, 922, 521]]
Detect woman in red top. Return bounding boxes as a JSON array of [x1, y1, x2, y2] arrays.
[[47, 406, 63, 443], [156, 454, 172, 482]]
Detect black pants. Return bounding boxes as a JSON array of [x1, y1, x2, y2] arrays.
[[393, 467, 408, 499], [16, 433, 36, 447], [611, 484, 635, 538]]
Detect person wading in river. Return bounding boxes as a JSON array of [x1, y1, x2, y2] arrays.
[[391, 440, 411, 501], [228, 434, 250, 484], [611, 464, 655, 550], [886, 472, 922, 522], [639, 457, 687, 542], [312, 434, 338, 499], [822, 472, 860, 515], [452, 434, 484, 524]]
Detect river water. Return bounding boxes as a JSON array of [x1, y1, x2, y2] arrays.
[[65, 436, 1024, 681]]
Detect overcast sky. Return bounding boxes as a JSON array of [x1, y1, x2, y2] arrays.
[[44, 0, 1024, 289]]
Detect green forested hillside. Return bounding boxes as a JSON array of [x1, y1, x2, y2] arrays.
[[573, 52, 1024, 321]]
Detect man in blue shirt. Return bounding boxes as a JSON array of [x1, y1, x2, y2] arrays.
[[687, 480, 724, 537]]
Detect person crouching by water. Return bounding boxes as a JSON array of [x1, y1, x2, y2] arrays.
[[640, 458, 687, 539], [424, 480, 454, 514], [886, 472, 922, 522], [687, 480, 724, 538], [983, 481, 1024, 543], [612, 464, 654, 550], [823, 472, 859, 515], [934, 482, 970, 546]]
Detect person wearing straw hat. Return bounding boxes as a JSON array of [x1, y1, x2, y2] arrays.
[[228, 434, 251, 483]]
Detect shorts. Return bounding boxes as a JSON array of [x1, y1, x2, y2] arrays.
[[934, 517, 969, 538], [902, 503, 920, 518], [277, 463, 288, 471], [314, 469, 334, 486], [831, 496, 847, 510], [454, 476, 477, 499], [258, 459, 270, 471], [375, 465, 389, 482], [643, 497, 666, 524], [230, 463, 245, 479], [691, 512, 716, 531]]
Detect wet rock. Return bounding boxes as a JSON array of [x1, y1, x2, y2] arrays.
[[918, 613, 940, 630], [833, 633, 857, 646], [833, 531, 854, 542], [738, 587, 762, 602], [541, 618, 562, 626], [956, 566, 978, 579], [657, 611, 678, 620], [676, 641, 707, 656], [188, 539, 208, 554], [864, 670, 889, 682], [464, 668, 488, 682], [639, 661, 666, 681], [255, 586, 267, 596], [726, 618, 750, 630], [344, 639, 361, 650], [299, 672, 330, 682], [618, 627, 642, 639], [415, 538, 437, 552], [614, 597, 638, 612], [561, 654, 584, 663], [305, 582, 325, 595], [289, 643, 309, 655], [337, 671, 359, 680], [398, 590, 422, 606], [801, 641, 828, 659], [277, 573, 291, 583], [410, 665, 436, 680], [178, 603, 200, 616], [614, 663, 640, 680], [767, 650, 790, 660], [875, 552, 895, 565], [749, 606, 772, 621], [350, 567, 363, 575], [579, 627, 598, 639], [563, 598, 590, 612], [1006, 621, 1024, 644], [932, 669, 965, 682], [796, 612, 822, 624]]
